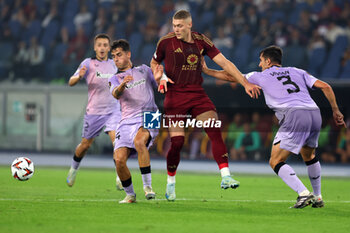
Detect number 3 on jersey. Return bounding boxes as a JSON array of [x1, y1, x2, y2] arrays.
[[277, 75, 300, 94]]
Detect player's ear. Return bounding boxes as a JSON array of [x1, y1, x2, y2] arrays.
[[267, 58, 272, 65], [188, 21, 192, 29]]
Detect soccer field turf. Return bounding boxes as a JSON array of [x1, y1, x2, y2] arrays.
[[0, 166, 349, 233]]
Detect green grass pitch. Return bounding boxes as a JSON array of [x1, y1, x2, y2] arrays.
[[1, 165, 349, 233]]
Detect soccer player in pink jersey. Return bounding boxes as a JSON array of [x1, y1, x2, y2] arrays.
[[66, 33, 123, 190], [203, 45, 346, 208], [150, 10, 261, 201], [109, 39, 162, 203]]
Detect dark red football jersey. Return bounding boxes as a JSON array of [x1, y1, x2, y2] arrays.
[[153, 32, 220, 89]]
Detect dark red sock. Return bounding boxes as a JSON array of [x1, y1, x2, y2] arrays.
[[204, 127, 229, 169], [166, 136, 184, 176]]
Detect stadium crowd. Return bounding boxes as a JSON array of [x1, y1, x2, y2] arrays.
[[0, 0, 350, 82]]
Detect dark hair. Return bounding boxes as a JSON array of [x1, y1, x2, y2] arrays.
[[111, 39, 130, 52], [259, 45, 283, 65], [173, 10, 192, 20], [94, 33, 111, 43]]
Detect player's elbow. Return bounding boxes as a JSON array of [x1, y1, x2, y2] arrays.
[[314, 80, 331, 91], [68, 76, 78, 86]]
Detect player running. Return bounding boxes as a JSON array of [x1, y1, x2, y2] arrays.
[[150, 10, 261, 201], [109, 39, 161, 203], [66, 33, 123, 190], [203, 45, 346, 208]]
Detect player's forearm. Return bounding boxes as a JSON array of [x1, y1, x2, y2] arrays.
[[113, 84, 127, 99], [150, 59, 159, 75], [221, 61, 249, 86], [149, 59, 159, 83], [204, 68, 238, 82], [321, 84, 340, 111], [68, 75, 81, 86]]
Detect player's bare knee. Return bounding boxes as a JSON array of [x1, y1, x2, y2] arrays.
[[134, 139, 147, 152], [80, 141, 92, 151], [115, 156, 127, 168]]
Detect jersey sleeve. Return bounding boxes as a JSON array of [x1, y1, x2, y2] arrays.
[[108, 75, 120, 95], [244, 71, 260, 85], [200, 34, 221, 59], [73, 58, 90, 79], [153, 36, 168, 63], [144, 65, 158, 88], [303, 70, 319, 89]]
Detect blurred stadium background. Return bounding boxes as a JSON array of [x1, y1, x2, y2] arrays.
[[0, 0, 350, 166]]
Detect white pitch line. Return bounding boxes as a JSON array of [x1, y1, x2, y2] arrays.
[[0, 198, 349, 203]]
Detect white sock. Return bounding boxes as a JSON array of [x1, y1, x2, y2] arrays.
[[298, 189, 311, 196], [167, 175, 175, 184], [142, 173, 152, 187], [220, 167, 230, 177]]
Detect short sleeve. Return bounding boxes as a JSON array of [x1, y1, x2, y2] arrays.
[[200, 34, 220, 59], [245, 71, 260, 85], [153, 36, 167, 63], [108, 75, 120, 95], [73, 58, 90, 79], [303, 71, 318, 89]]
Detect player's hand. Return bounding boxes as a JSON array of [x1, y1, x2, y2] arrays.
[[201, 57, 208, 73], [122, 75, 133, 86], [244, 82, 261, 99], [79, 66, 87, 79], [333, 109, 346, 128], [154, 64, 164, 81], [158, 78, 174, 93]]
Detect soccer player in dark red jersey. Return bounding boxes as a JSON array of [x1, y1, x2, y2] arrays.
[[150, 10, 261, 201]]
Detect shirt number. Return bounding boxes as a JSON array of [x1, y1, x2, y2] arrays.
[[277, 75, 300, 94]]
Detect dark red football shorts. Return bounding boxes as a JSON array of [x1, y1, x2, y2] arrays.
[[163, 85, 216, 121]]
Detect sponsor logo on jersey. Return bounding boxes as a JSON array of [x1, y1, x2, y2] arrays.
[[126, 78, 146, 89], [96, 71, 114, 79], [187, 54, 198, 65]]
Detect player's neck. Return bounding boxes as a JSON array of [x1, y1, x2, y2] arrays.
[[119, 61, 133, 72], [182, 32, 194, 43], [268, 64, 281, 69], [96, 55, 108, 61]]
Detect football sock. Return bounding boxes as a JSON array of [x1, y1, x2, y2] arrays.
[[305, 157, 321, 196], [274, 162, 308, 194], [166, 136, 184, 176], [71, 154, 82, 170], [167, 175, 176, 184], [204, 127, 229, 169], [140, 166, 152, 187], [121, 177, 135, 196], [220, 167, 230, 177]]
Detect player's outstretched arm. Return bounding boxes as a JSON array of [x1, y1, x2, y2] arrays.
[[150, 58, 174, 93], [212, 53, 261, 98], [112, 75, 133, 99], [68, 65, 87, 86], [201, 57, 238, 82], [313, 80, 346, 128]]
